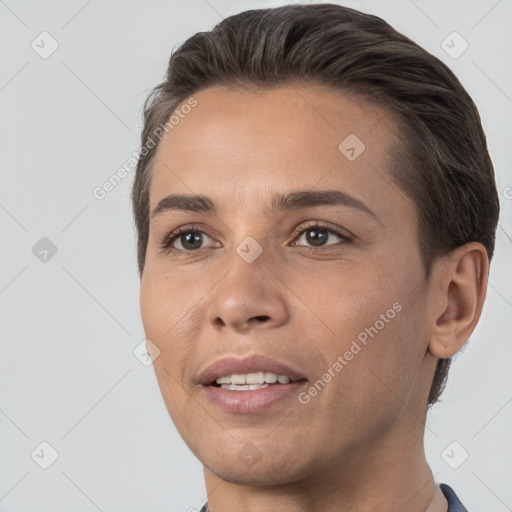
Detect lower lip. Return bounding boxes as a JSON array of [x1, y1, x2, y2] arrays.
[[203, 382, 307, 414]]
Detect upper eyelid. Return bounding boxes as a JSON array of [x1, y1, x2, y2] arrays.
[[293, 220, 352, 238]]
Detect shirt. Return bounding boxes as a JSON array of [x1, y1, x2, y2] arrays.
[[440, 483, 468, 512], [198, 482, 468, 511]]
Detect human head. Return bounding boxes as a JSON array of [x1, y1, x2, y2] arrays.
[[131, 3, 498, 420]]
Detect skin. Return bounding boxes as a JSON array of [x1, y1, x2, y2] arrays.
[[139, 84, 488, 512]]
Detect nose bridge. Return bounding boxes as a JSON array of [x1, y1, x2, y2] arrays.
[[206, 237, 288, 331]]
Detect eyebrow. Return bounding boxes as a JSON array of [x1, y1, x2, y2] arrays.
[[150, 189, 377, 220]]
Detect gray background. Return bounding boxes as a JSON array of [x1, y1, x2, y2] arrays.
[[1, 0, 511, 510]]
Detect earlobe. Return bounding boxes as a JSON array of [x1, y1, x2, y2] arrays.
[[428, 242, 489, 359]]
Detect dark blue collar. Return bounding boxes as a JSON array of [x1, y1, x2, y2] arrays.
[[441, 483, 469, 511]]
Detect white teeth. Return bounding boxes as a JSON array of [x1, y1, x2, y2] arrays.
[[214, 372, 292, 386], [264, 372, 278, 383], [231, 374, 246, 385], [246, 372, 265, 384], [220, 384, 270, 391]]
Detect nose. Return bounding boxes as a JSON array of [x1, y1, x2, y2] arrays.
[[206, 252, 289, 333]]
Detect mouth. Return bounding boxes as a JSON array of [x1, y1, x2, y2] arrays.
[[210, 371, 306, 390], [199, 354, 308, 413]]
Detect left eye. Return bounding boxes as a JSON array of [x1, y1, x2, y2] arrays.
[[293, 224, 349, 248]]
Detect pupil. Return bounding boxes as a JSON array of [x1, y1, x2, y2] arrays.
[[306, 228, 327, 246], [182, 232, 202, 249]]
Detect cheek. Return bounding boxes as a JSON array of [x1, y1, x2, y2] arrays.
[[310, 303, 426, 449], [139, 272, 204, 433], [139, 270, 205, 391], [289, 257, 398, 342], [140, 266, 203, 339], [340, 293, 428, 415], [299, 253, 426, 397]]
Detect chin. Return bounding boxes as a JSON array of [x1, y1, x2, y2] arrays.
[[199, 442, 315, 487], [206, 459, 304, 486]]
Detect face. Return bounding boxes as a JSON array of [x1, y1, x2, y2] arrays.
[[140, 84, 436, 485]]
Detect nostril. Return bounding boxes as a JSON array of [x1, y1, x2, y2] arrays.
[[253, 315, 270, 322]]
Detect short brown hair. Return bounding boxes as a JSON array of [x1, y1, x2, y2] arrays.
[[131, 3, 499, 407]]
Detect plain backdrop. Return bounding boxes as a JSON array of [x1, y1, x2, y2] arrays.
[[1, 1, 511, 511]]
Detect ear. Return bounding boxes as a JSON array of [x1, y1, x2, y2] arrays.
[[428, 242, 489, 359]]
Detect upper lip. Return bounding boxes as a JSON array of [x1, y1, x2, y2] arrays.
[[198, 354, 308, 385]]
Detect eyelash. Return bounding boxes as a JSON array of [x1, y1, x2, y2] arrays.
[[160, 221, 352, 255]]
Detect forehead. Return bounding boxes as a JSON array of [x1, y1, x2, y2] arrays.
[[149, 84, 402, 215]]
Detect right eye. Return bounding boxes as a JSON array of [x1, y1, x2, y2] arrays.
[[161, 225, 220, 253]]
